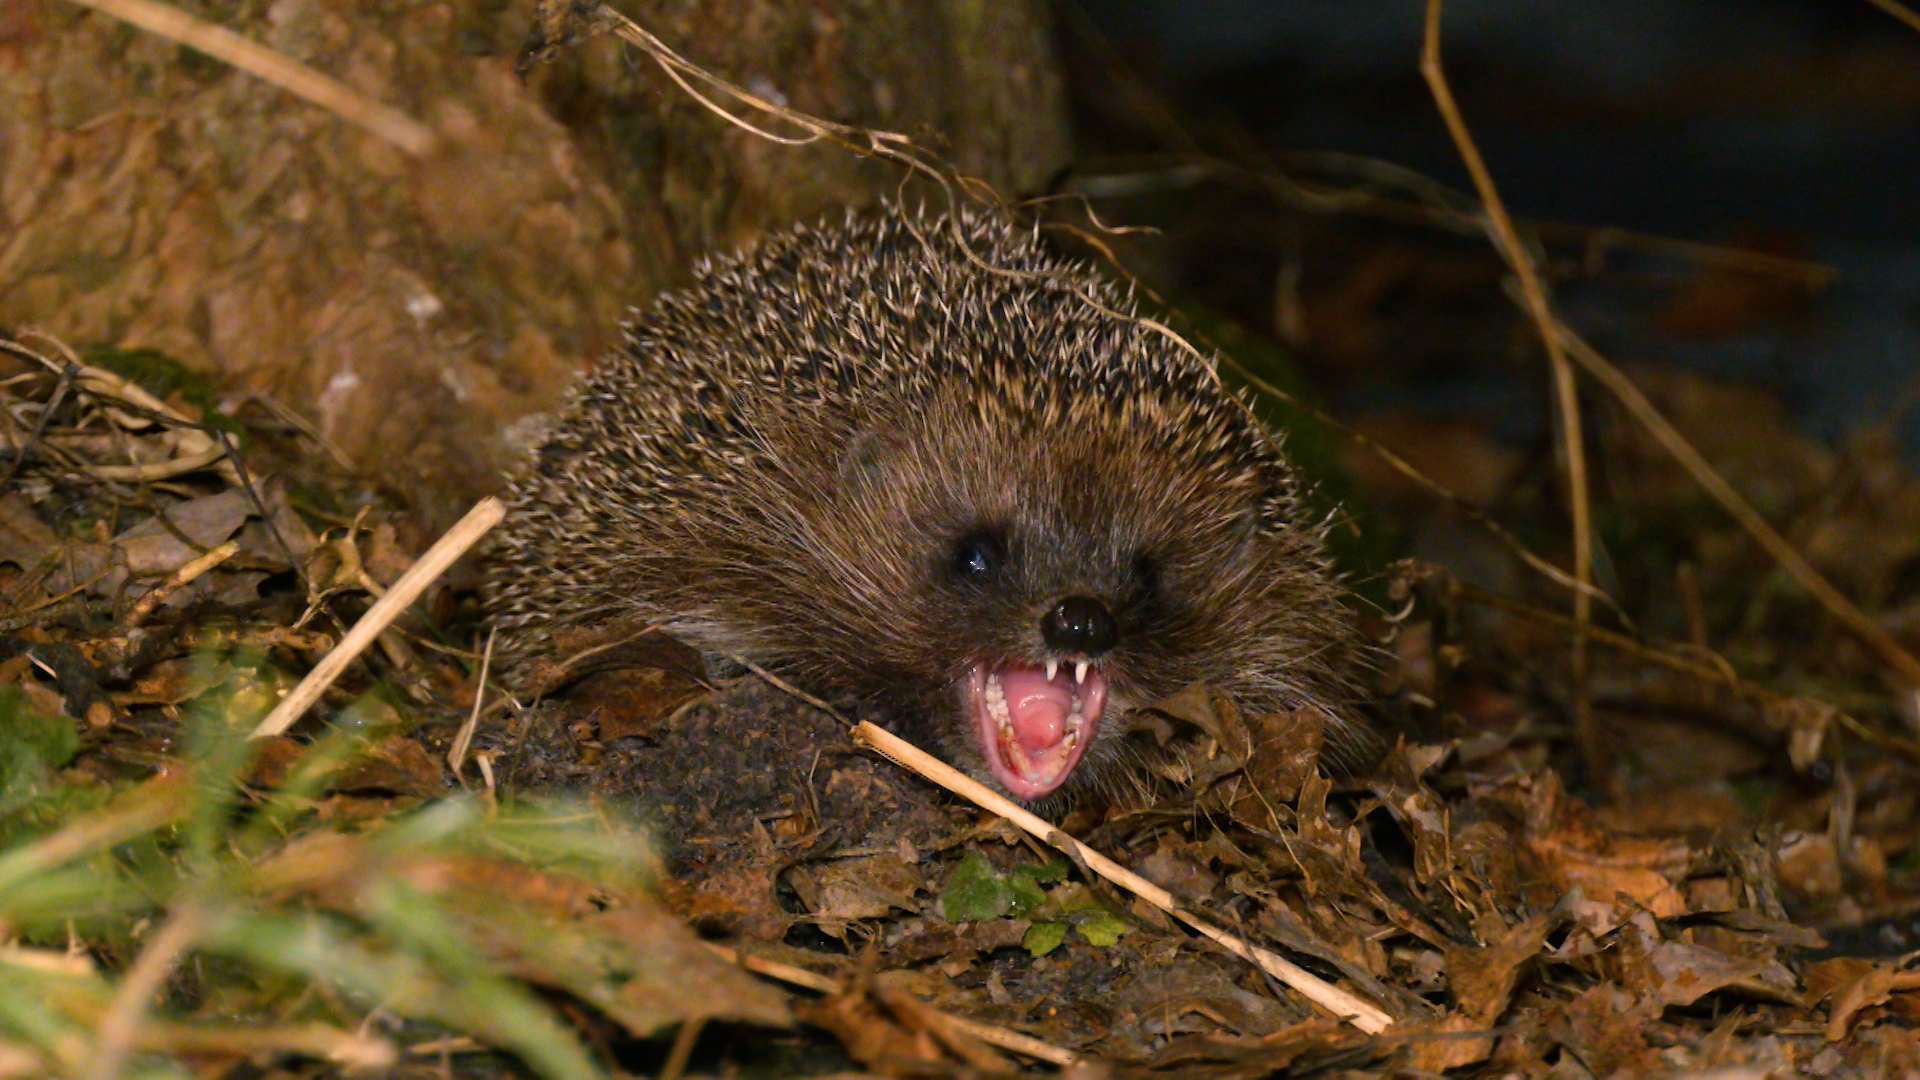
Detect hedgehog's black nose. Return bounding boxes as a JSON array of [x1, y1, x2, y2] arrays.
[[1041, 596, 1117, 656]]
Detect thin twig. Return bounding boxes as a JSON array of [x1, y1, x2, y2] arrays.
[[84, 445, 229, 483], [1442, 576, 1907, 759], [738, 661, 1392, 1035], [0, 361, 75, 491], [448, 627, 495, 780], [658, 1016, 704, 1080], [540, 623, 665, 688], [251, 498, 505, 738], [702, 943, 1080, 1066], [851, 722, 1394, 1034], [1212, 345, 1628, 626], [7, 334, 232, 482], [211, 429, 311, 594], [117, 1021, 396, 1067], [1551, 322, 1920, 689], [590, 7, 934, 181], [1, 569, 116, 628], [84, 902, 206, 1080], [1420, 0, 1598, 773], [120, 539, 240, 629], [60, 0, 437, 156], [1861, 0, 1920, 34], [733, 655, 842, 716], [878, 987, 1014, 1071]]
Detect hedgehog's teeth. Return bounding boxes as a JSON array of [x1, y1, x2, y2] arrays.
[[985, 672, 1012, 730], [1044, 659, 1058, 682], [1074, 661, 1088, 685]]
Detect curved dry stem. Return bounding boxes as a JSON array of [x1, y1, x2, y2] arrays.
[[852, 721, 1396, 1034], [1551, 322, 1920, 690], [1217, 350, 1631, 627], [251, 497, 505, 739], [1861, 0, 1920, 34], [59, 0, 436, 156], [1420, 0, 1598, 772], [85, 903, 207, 1080]]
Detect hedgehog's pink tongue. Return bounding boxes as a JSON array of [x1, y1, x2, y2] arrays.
[[999, 666, 1069, 750], [967, 662, 1107, 800]]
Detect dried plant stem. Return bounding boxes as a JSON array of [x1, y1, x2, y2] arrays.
[[566, 4, 1014, 269], [0, 360, 74, 490], [703, 943, 1079, 1066], [0, 945, 95, 977], [1552, 323, 1920, 689], [251, 498, 505, 738], [588, 7, 928, 177], [1446, 577, 1901, 759], [121, 539, 239, 629], [1420, 0, 1599, 772], [60, 0, 437, 156], [1417, 0, 1920, 698], [747, 661, 1389, 1035], [1217, 350, 1626, 623], [85, 445, 230, 482], [114, 1022, 396, 1067], [3, 574, 115, 628], [702, 944, 838, 995], [878, 986, 1015, 1071], [852, 722, 1395, 1034], [1861, 0, 1920, 34], [448, 626, 496, 780], [658, 1016, 704, 1080], [85, 903, 206, 1080], [8, 333, 232, 482]]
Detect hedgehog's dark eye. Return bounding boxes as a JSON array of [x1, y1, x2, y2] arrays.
[[1130, 552, 1161, 602], [951, 531, 1004, 579]]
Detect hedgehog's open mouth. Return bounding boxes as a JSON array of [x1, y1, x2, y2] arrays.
[[965, 660, 1108, 800]]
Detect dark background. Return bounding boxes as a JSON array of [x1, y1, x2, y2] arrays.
[[1065, 0, 1920, 465]]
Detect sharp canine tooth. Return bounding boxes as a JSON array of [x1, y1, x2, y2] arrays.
[[1075, 661, 1088, 685], [1045, 659, 1058, 682]]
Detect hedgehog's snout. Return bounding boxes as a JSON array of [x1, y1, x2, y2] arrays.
[[1039, 595, 1117, 658]]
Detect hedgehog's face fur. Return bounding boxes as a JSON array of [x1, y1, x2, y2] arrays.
[[486, 205, 1358, 808], [766, 368, 1347, 803]]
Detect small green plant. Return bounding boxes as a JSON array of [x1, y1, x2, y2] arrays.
[[938, 852, 1126, 957], [0, 652, 781, 1078]]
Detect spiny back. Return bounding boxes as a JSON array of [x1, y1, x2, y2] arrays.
[[487, 203, 1358, 803]]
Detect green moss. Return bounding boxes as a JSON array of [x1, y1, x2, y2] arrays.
[[939, 851, 1013, 921], [175, 44, 228, 81], [0, 685, 80, 814], [80, 346, 243, 436]]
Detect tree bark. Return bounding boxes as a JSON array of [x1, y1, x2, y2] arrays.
[[0, 0, 1070, 525]]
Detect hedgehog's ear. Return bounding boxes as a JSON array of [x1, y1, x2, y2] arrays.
[[1243, 485, 1296, 540], [1232, 495, 1290, 551], [837, 431, 887, 497], [1233, 504, 1265, 550]]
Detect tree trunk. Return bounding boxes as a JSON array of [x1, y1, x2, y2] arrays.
[[0, 0, 1070, 526]]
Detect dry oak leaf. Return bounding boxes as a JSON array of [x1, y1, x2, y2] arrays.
[[1821, 961, 1920, 1041]]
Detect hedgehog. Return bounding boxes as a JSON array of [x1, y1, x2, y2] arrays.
[[486, 203, 1362, 803]]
